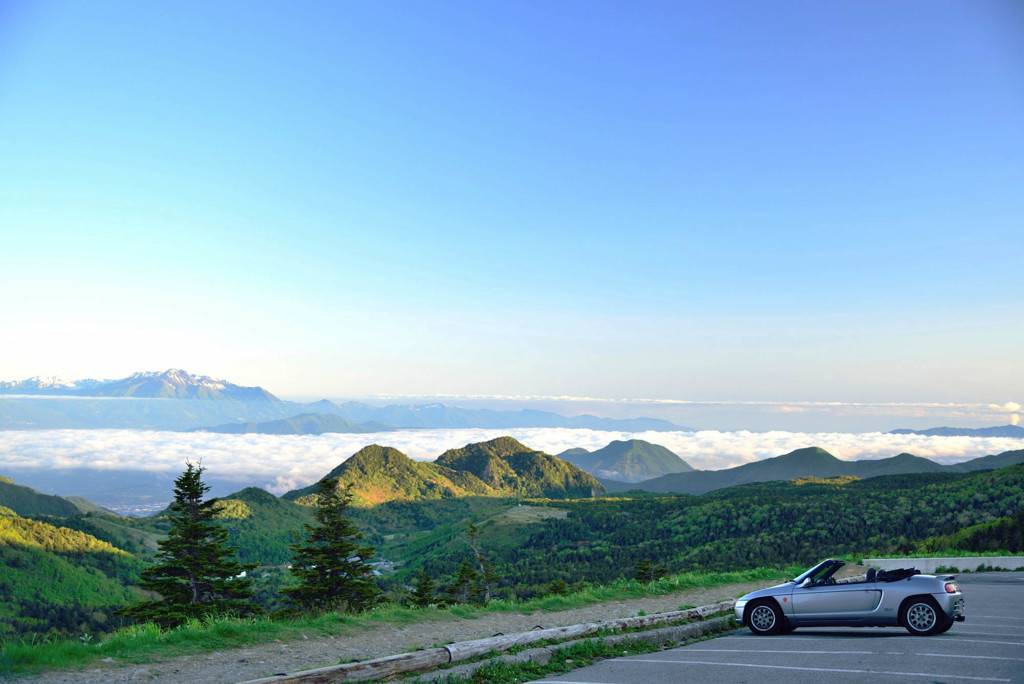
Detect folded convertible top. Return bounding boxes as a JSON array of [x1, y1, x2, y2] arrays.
[[876, 568, 921, 582]]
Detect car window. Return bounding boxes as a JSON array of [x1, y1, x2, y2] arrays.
[[792, 560, 844, 584]]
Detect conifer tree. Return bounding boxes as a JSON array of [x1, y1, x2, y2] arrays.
[[120, 462, 257, 628], [447, 559, 478, 604], [633, 558, 667, 583], [409, 568, 437, 608], [284, 478, 382, 613]]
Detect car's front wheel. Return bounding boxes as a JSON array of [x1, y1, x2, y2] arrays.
[[901, 598, 944, 636], [746, 599, 782, 635]]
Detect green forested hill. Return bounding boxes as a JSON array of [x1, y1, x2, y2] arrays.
[[0, 510, 145, 636], [283, 438, 604, 507], [558, 439, 694, 483], [0, 478, 81, 517], [435, 436, 604, 498], [946, 449, 1024, 472], [281, 445, 496, 506], [636, 447, 1024, 494], [387, 465, 1024, 597], [210, 487, 314, 565]]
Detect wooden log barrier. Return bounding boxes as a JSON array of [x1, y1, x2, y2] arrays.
[[240, 599, 735, 683]]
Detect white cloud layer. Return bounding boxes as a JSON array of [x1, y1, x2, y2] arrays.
[[1, 428, 1021, 495]]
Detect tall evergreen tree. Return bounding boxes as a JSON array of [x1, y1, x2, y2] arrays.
[[119, 462, 257, 628], [408, 568, 437, 608], [284, 478, 382, 613]]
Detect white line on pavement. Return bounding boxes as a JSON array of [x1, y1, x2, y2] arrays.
[[946, 638, 1024, 647], [671, 648, 1024, 661], [918, 653, 1024, 662], [616, 659, 1011, 681]]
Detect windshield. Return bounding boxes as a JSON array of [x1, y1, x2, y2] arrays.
[[791, 559, 844, 584]]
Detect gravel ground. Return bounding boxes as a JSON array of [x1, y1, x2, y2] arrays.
[[18, 579, 778, 684]]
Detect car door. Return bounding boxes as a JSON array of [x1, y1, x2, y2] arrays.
[[790, 580, 882, 623]]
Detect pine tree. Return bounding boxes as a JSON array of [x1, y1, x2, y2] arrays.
[[409, 568, 437, 608], [284, 478, 382, 614], [119, 462, 257, 628]]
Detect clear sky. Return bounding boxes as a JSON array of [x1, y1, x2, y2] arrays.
[[1, 1, 1022, 407]]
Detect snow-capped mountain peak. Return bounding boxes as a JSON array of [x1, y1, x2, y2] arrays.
[[0, 370, 278, 401]]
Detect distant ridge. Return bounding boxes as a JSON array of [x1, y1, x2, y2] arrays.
[[630, 447, 1024, 495], [193, 413, 389, 435], [889, 424, 1024, 438], [303, 400, 688, 432], [557, 439, 695, 483]]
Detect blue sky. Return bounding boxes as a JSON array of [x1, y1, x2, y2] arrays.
[[1, 1, 1022, 408]]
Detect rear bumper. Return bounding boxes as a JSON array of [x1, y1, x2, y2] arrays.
[[935, 594, 965, 621]]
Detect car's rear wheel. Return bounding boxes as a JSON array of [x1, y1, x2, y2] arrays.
[[901, 598, 943, 635], [746, 599, 782, 635]]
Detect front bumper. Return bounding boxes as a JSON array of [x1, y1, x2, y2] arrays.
[[734, 599, 747, 624]]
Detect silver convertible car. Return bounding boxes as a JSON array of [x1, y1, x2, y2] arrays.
[[735, 559, 965, 636]]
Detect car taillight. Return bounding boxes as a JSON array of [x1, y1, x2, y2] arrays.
[[944, 582, 959, 594]]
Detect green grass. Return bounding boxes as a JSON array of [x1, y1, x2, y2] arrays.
[[0, 565, 789, 676]]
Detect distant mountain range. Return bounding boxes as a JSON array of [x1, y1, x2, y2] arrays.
[[889, 424, 1024, 438], [0, 371, 688, 432], [281, 436, 604, 506], [304, 400, 686, 432], [0, 369, 279, 401], [610, 446, 1024, 495], [193, 413, 389, 435], [556, 439, 694, 483]]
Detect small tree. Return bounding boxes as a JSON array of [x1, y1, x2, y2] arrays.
[[120, 462, 257, 628], [446, 559, 478, 604], [409, 568, 437, 608], [463, 522, 502, 603], [284, 478, 382, 613], [634, 558, 667, 584]]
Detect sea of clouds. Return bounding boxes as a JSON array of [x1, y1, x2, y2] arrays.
[[0, 428, 1020, 496]]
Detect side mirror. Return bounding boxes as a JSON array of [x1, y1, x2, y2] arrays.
[[800, 578, 813, 588]]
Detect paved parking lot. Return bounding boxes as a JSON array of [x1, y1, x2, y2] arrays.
[[536, 571, 1024, 683]]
